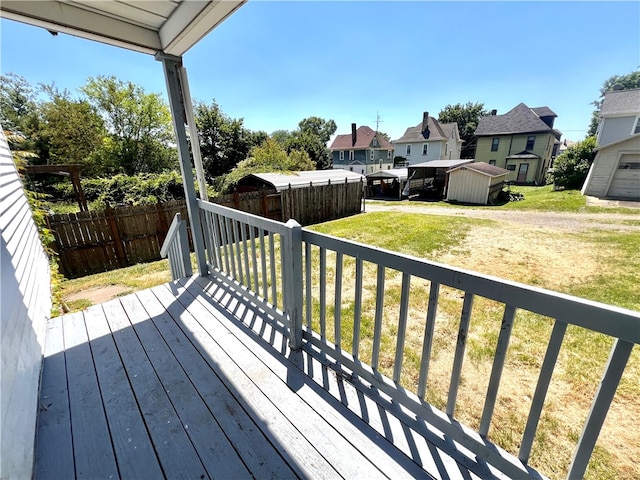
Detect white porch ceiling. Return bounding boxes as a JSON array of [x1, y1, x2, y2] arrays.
[[0, 0, 246, 56]]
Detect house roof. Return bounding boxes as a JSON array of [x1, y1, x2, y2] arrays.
[[0, 0, 245, 56], [448, 162, 509, 177], [531, 107, 557, 118], [329, 126, 393, 150], [594, 133, 640, 152], [366, 169, 409, 181], [410, 159, 473, 169], [239, 169, 365, 192], [600, 89, 640, 117], [474, 103, 557, 136], [393, 117, 458, 143]]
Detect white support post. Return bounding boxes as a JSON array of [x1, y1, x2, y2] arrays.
[[284, 219, 303, 350], [156, 52, 208, 277]]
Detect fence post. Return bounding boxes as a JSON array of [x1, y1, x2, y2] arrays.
[[105, 206, 126, 267], [284, 219, 303, 350]]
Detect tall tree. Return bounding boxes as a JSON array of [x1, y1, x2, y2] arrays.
[[81, 75, 176, 174], [551, 136, 597, 189], [38, 86, 105, 170], [438, 102, 489, 159], [286, 116, 336, 169], [194, 99, 265, 180], [587, 69, 640, 136]]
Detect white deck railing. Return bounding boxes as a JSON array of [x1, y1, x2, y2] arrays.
[[160, 212, 193, 280], [192, 199, 639, 480]]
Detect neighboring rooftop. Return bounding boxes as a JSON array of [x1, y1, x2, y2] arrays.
[[329, 125, 394, 150], [448, 162, 510, 177], [600, 88, 640, 116], [394, 115, 459, 143], [474, 103, 558, 136]]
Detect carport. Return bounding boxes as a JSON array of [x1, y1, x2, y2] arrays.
[[403, 159, 473, 199], [365, 168, 408, 200]]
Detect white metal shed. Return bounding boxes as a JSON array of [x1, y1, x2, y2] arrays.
[[446, 162, 509, 205]]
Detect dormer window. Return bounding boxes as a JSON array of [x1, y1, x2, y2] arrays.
[[372, 138, 379, 148]]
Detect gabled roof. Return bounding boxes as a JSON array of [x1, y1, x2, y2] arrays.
[[393, 117, 458, 143], [0, 0, 245, 56], [474, 103, 557, 136], [600, 89, 640, 117], [531, 107, 557, 118], [448, 162, 509, 177], [329, 126, 393, 150]]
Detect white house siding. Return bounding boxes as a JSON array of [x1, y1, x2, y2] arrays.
[[608, 153, 640, 198], [598, 116, 636, 146], [393, 142, 443, 165], [446, 168, 492, 204], [1, 131, 51, 479], [582, 136, 640, 199]]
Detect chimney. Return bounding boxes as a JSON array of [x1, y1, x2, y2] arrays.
[[351, 123, 357, 146], [421, 112, 429, 133], [490, 109, 497, 116]]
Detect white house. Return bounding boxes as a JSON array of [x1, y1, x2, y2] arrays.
[[582, 89, 640, 200], [393, 112, 462, 165]]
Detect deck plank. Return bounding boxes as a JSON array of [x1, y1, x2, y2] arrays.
[[83, 305, 164, 479], [35, 315, 74, 479], [62, 312, 119, 479], [101, 299, 208, 479], [117, 293, 253, 479], [135, 287, 298, 479]]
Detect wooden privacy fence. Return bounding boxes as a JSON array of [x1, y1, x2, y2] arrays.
[[48, 183, 363, 278]]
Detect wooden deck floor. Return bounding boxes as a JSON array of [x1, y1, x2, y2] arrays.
[[35, 274, 502, 480]]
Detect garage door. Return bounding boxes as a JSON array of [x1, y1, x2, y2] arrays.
[[608, 154, 640, 199]]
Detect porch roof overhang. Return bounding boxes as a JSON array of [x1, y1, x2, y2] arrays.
[[0, 0, 246, 56]]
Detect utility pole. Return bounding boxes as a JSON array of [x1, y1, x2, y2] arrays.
[[375, 111, 383, 132]]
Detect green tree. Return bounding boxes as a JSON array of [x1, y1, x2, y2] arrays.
[[81, 75, 176, 174], [551, 136, 597, 189], [438, 102, 489, 158], [286, 116, 336, 169], [271, 129, 292, 146], [38, 86, 105, 170], [587, 69, 640, 136], [194, 99, 265, 180], [218, 138, 314, 193]]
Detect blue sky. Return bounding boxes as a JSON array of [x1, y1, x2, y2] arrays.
[[1, 1, 639, 143]]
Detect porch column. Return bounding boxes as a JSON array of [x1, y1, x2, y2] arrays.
[[156, 53, 207, 276]]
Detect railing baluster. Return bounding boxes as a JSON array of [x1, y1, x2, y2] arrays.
[[259, 229, 268, 301], [250, 226, 259, 294], [201, 210, 214, 268], [211, 212, 222, 270], [233, 220, 244, 284], [225, 217, 236, 279], [447, 292, 474, 417], [334, 252, 343, 352], [319, 247, 327, 340], [241, 223, 250, 288], [479, 304, 517, 437], [269, 232, 277, 307], [305, 242, 312, 329], [519, 320, 567, 463], [567, 339, 634, 480], [371, 265, 385, 371], [418, 282, 440, 400], [352, 258, 363, 359], [393, 272, 411, 384]]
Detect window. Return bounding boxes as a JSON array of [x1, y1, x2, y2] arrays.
[[339, 151, 344, 161], [350, 167, 353, 171], [372, 138, 379, 148], [444, 144, 448, 156], [387, 150, 391, 159], [506, 165, 516, 171], [349, 151, 354, 161], [379, 159, 382, 168], [387, 165, 391, 169], [634, 117, 640, 135], [526, 136, 535, 150], [491, 138, 500, 151], [422, 143, 428, 155], [489, 160, 496, 165], [370, 150, 374, 160], [406, 144, 412, 156]]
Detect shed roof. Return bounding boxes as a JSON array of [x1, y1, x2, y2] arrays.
[[448, 162, 509, 178], [600, 89, 640, 117], [366, 169, 409, 181], [0, 0, 245, 56], [329, 126, 393, 150], [239, 170, 365, 192], [409, 159, 473, 169], [475, 103, 557, 136]]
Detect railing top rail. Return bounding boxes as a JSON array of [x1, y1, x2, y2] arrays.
[[198, 199, 289, 235], [160, 212, 183, 258], [302, 229, 640, 344]]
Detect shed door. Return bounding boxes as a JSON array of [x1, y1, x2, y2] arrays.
[[608, 154, 640, 199], [516, 163, 529, 183]]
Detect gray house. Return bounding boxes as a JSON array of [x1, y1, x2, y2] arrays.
[[582, 89, 640, 200], [329, 124, 394, 175]]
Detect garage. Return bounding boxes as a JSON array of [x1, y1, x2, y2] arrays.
[[608, 154, 640, 199]]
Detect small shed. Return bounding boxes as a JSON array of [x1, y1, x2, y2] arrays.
[[446, 162, 509, 205], [366, 168, 408, 200], [236, 169, 364, 193], [404, 159, 473, 199]]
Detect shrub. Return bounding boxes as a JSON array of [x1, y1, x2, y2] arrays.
[[551, 136, 597, 190]]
